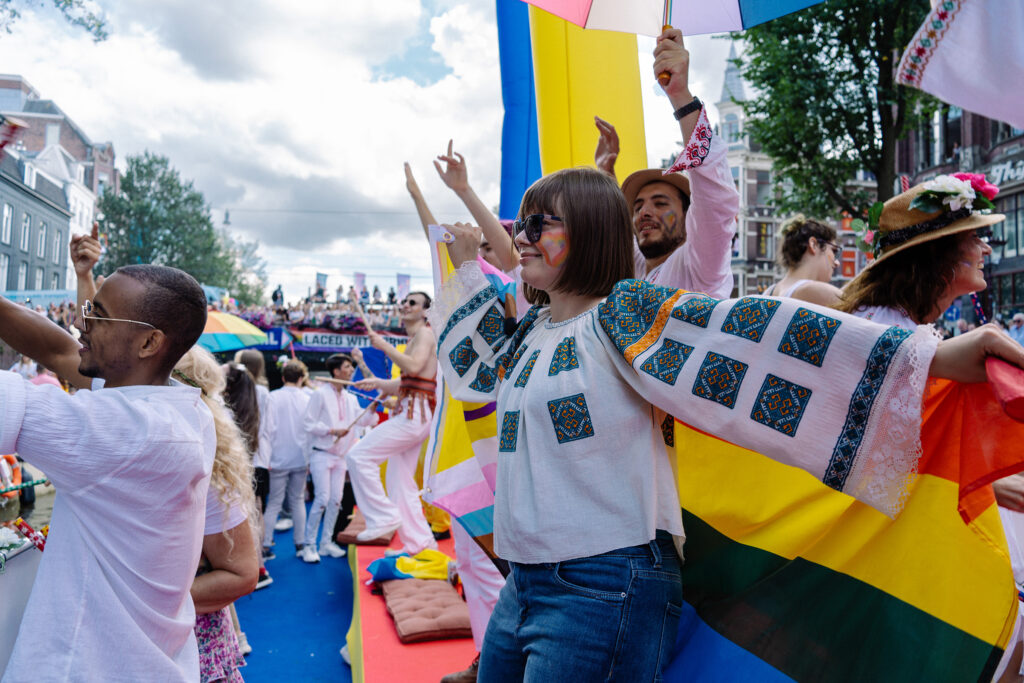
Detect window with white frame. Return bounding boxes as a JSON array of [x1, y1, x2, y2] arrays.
[[1, 204, 11, 244], [23, 165, 35, 188], [17, 262, 26, 289], [53, 230, 62, 264], [37, 222, 47, 258], [19, 214, 30, 251], [51, 272, 60, 289], [0, 253, 8, 290], [34, 266, 43, 290]]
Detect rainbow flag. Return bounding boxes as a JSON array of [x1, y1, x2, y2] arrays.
[[665, 379, 1024, 681]]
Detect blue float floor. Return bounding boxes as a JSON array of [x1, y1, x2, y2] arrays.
[[234, 522, 354, 683]]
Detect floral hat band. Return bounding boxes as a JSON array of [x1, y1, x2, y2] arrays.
[[875, 206, 973, 252], [851, 173, 1005, 265]]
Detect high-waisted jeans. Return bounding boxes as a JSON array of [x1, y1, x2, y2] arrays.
[[479, 531, 683, 682]]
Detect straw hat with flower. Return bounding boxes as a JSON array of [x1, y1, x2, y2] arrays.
[[848, 173, 1004, 283]]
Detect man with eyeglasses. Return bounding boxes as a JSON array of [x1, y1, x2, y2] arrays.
[[0, 252, 215, 682], [346, 292, 440, 556], [595, 30, 739, 298]]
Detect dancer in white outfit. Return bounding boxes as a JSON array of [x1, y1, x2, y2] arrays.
[[300, 352, 379, 563], [348, 292, 439, 555]]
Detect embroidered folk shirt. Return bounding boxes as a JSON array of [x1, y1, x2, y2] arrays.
[[636, 108, 740, 298], [433, 262, 938, 564]]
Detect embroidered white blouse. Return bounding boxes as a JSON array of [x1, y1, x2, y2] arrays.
[[433, 262, 938, 564]]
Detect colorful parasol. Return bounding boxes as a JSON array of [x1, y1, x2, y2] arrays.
[[198, 311, 268, 353], [522, 0, 825, 36]]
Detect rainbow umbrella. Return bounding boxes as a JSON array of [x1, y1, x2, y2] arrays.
[[522, 0, 824, 36], [198, 311, 268, 353]]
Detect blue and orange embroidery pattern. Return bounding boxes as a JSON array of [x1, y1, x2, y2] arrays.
[[671, 295, 720, 328], [640, 339, 694, 385], [499, 411, 520, 452], [692, 352, 748, 409], [721, 297, 781, 343], [449, 337, 478, 378], [750, 374, 812, 437], [514, 350, 541, 387], [548, 337, 580, 376], [778, 308, 842, 367], [547, 393, 595, 444]]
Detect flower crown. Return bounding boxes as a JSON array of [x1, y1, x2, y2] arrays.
[[850, 173, 999, 258]]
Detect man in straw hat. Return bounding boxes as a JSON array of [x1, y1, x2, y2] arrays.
[[595, 29, 738, 298]]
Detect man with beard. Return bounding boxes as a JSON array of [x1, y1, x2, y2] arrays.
[[0, 263, 214, 682], [595, 32, 738, 298]]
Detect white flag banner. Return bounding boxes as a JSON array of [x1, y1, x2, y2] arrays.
[[897, 0, 1024, 130]]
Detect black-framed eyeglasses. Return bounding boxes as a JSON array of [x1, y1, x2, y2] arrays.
[[512, 214, 563, 244], [80, 299, 156, 333]]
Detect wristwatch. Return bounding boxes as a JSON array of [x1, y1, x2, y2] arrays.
[[673, 96, 702, 121]]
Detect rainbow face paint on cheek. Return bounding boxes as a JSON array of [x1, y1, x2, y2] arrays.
[[537, 229, 569, 267], [659, 210, 680, 236]]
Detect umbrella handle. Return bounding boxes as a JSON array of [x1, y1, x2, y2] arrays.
[[657, 24, 672, 86]]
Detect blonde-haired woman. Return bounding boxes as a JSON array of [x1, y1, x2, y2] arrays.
[[764, 214, 842, 306], [174, 347, 259, 683]]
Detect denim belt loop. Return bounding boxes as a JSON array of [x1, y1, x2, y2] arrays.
[[648, 538, 663, 568]]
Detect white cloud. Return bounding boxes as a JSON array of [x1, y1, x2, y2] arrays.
[[0, 4, 737, 303]]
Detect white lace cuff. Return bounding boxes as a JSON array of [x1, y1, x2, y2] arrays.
[[427, 260, 490, 332], [844, 325, 940, 517]]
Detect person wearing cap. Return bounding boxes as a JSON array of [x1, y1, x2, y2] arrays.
[[595, 30, 738, 297], [1009, 313, 1024, 346], [836, 173, 1004, 329]]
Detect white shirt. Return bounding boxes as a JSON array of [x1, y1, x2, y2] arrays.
[[303, 384, 378, 457], [253, 384, 273, 470], [0, 373, 215, 683], [267, 385, 311, 470], [434, 263, 937, 563]]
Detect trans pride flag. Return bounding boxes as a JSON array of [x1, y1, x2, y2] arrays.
[[424, 234, 515, 557]]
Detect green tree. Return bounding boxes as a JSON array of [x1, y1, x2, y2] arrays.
[[98, 152, 267, 305], [1, 0, 107, 40], [734, 0, 935, 218]]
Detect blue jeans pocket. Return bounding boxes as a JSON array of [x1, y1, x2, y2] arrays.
[[552, 556, 631, 602], [654, 601, 682, 682]]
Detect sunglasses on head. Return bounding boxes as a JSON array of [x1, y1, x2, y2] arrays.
[[512, 214, 562, 243]]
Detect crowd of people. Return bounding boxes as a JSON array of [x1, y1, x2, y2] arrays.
[[3, 26, 1024, 683]]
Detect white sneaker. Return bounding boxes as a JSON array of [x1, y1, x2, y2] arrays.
[[340, 644, 351, 664], [319, 541, 346, 558], [355, 521, 401, 542], [274, 517, 294, 531], [300, 545, 321, 563]]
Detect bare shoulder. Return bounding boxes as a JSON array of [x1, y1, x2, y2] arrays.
[[413, 325, 436, 346], [791, 281, 843, 308]]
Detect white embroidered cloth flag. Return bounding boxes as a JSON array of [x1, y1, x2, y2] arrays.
[[897, 0, 1024, 130]]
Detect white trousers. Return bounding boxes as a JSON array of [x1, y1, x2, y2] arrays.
[[305, 450, 346, 548], [452, 522, 505, 652], [348, 413, 436, 555], [263, 466, 307, 548]]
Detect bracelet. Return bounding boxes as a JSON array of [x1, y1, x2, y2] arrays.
[[673, 96, 702, 121]]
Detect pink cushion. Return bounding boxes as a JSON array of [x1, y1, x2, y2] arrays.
[[380, 578, 472, 643]]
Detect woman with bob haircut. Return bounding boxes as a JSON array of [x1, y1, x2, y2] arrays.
[[765, 214, 843, 306], [431, 38, 1024, 683]]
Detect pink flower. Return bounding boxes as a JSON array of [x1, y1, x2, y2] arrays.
[[953, 172, 999, 200], [864, 230, 874, 245]]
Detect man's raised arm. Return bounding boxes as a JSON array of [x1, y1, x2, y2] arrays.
[[0, 297, 88, 388]]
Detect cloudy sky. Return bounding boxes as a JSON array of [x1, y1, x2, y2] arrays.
[[0, 0, 735, 303]]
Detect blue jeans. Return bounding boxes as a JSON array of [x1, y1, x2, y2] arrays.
[[479, 532, 682, 682]]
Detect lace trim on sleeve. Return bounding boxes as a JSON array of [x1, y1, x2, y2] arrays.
[[845, 324, 940, 517], [427, 260, 489, 332]]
